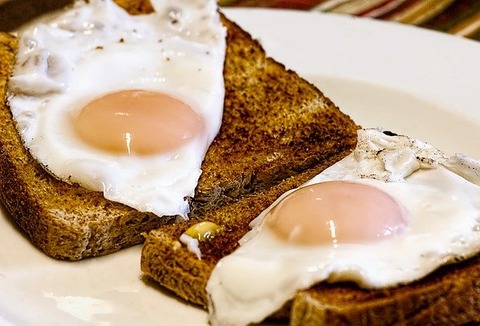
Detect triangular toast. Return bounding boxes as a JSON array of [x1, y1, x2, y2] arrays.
[[0, 2, 357, 261]]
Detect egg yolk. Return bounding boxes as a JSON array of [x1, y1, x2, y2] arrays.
[[265, 181, 408, 246], [72, 90, 204, 155]]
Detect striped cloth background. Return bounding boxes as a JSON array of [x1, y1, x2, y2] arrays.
[[218, 0, 480, 41]]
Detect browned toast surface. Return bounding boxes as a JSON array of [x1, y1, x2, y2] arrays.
[[191, 14, 358, 216], [0, 2, 357, 260]]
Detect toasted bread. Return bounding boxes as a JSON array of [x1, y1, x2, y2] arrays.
[[0, 32, 174, 260], [190, 14, 358, 217], [142, 186, 480, 325], [142, 156, 480, 325], [0, 1, 357, 260]]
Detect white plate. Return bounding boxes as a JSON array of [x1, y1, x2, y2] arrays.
[[1, 8, 480, 326]]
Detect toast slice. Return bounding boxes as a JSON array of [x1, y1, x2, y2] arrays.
[[0, 2, 358, 260], [0, 32, 174, 260], [142, 184, 480, 325]]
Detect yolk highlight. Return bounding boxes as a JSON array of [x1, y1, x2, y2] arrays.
[[72, 90, 204, 155], [265, 181, 408, 246]]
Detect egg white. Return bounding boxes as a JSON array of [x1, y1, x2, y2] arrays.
[[8, 0, 226, 218], [206, 128, 480, 326]]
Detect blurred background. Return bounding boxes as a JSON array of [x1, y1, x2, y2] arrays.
[[1, 0, 479, 40], [218, 0, 480, 41]]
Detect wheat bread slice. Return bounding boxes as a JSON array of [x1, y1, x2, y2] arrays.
[[0, 32, 174, 260], [141, 161, 480, 325], [0, 2, 358, 260]]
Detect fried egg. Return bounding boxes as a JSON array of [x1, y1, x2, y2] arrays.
[[7, 0, 226, 218], [206, 128, 480, 326]]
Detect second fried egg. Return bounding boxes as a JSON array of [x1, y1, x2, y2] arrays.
[[206, 128, 480, 325]]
